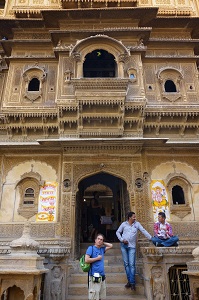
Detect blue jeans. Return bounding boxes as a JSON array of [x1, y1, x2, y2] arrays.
[[120, 243, 136, 284], [151, 236, 179, 247]]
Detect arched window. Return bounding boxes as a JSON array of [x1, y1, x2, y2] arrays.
[[172, 185, 185, 205], [28, 77, 40, 91], [23, 187, 35, 205], [16, 175, 41, 219], [167, 176, 191, 218], [83, 49, 116, 78], [165, 80, 177, 92]]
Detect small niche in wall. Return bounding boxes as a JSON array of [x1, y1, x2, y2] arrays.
[[164, 80, 177, 93], [28, 78, 40, 92], [127, 68, 137, 81]]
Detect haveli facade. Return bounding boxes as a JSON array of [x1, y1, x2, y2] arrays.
[[1, 0, 199, 299]]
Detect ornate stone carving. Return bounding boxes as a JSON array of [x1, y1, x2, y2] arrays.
[[162, 92, 182, 102], [152, 267, 165, 299], [50, 266, 63, 300], [16, 170, 44, 219], [10, 221, 39, 252]]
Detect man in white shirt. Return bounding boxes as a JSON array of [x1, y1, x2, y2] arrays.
[[116, 212, 152, 291]]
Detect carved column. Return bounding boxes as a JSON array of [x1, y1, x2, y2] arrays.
[[72, 52, 82, 78], [118, 53, 128, 78], [184, 246, 199, 300]]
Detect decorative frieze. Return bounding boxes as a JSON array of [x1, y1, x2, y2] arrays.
[[72, 78, 129, 89]]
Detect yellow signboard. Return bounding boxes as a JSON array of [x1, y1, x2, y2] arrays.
[[36, 182, 58, 222]]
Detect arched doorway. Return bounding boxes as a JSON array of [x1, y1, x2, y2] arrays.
[[75, 172, 130, 257]]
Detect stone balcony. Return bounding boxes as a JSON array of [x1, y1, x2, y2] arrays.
[[140, 246, 196, 300]]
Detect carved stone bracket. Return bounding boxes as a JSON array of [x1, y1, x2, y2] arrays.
[[170, 205, 191, 219], [24, 91, 42, 103], [37, 247, 71, 262], [162, 92, 182, 102]]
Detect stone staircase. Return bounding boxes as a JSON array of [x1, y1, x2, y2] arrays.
[[67, 243, 147, 300]]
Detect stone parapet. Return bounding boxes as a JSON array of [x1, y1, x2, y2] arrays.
[[140, 246, 195, 300]]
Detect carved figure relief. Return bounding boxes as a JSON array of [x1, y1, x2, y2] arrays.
[[51, 266, 63, 300], [152, 267, 165, 300]]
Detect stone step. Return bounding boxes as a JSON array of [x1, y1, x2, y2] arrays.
[[67, 295, 147, 300], [74, 263, 126, 274], [68, 243, 146, 300], [68, 283, 145, 296], [69, 272, 143, 285]]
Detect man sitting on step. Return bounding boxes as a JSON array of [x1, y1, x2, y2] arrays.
[[151, 212, 179, 247]]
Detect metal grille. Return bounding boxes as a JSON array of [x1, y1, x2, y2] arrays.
[[169, 266, 190, 300]]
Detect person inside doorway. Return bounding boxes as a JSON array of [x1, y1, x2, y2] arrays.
[[151, 212, 179, 247], [85, 233, 113, 300], [116, 211, 152, 291], [88, 192, 102, 242]]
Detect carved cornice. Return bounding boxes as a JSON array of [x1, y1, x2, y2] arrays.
[[145, 55, 199, 59], [1, 110, 57, 118], [80, 113, 122, 119], [145, 111, 199, 117], [141, 246, 195, 257], [53, 27, 151, 34], [158, 8, 193, 16], [37, 247, 71, 260], [72, 78, 129, 89], [78, 98, 124, 105], [79, 128, 124, 136], [150, 38, 199, 43], [125, 100, 146, 110], [63, 144, 142, 154]]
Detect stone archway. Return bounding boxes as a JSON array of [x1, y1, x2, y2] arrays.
[[74, 171, 130, 258], [1, 286, 25, 300]]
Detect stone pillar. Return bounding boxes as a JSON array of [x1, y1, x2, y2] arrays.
[[184, 246, 199, 300], [43, 256, 69, 300]]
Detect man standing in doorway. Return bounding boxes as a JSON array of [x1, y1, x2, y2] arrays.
[[151, 211, 179, 247], [116, 212, 152, 291], [85, 233, 113, 300]]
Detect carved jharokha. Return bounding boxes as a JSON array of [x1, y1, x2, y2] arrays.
[[1, 0, 199, 299]]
